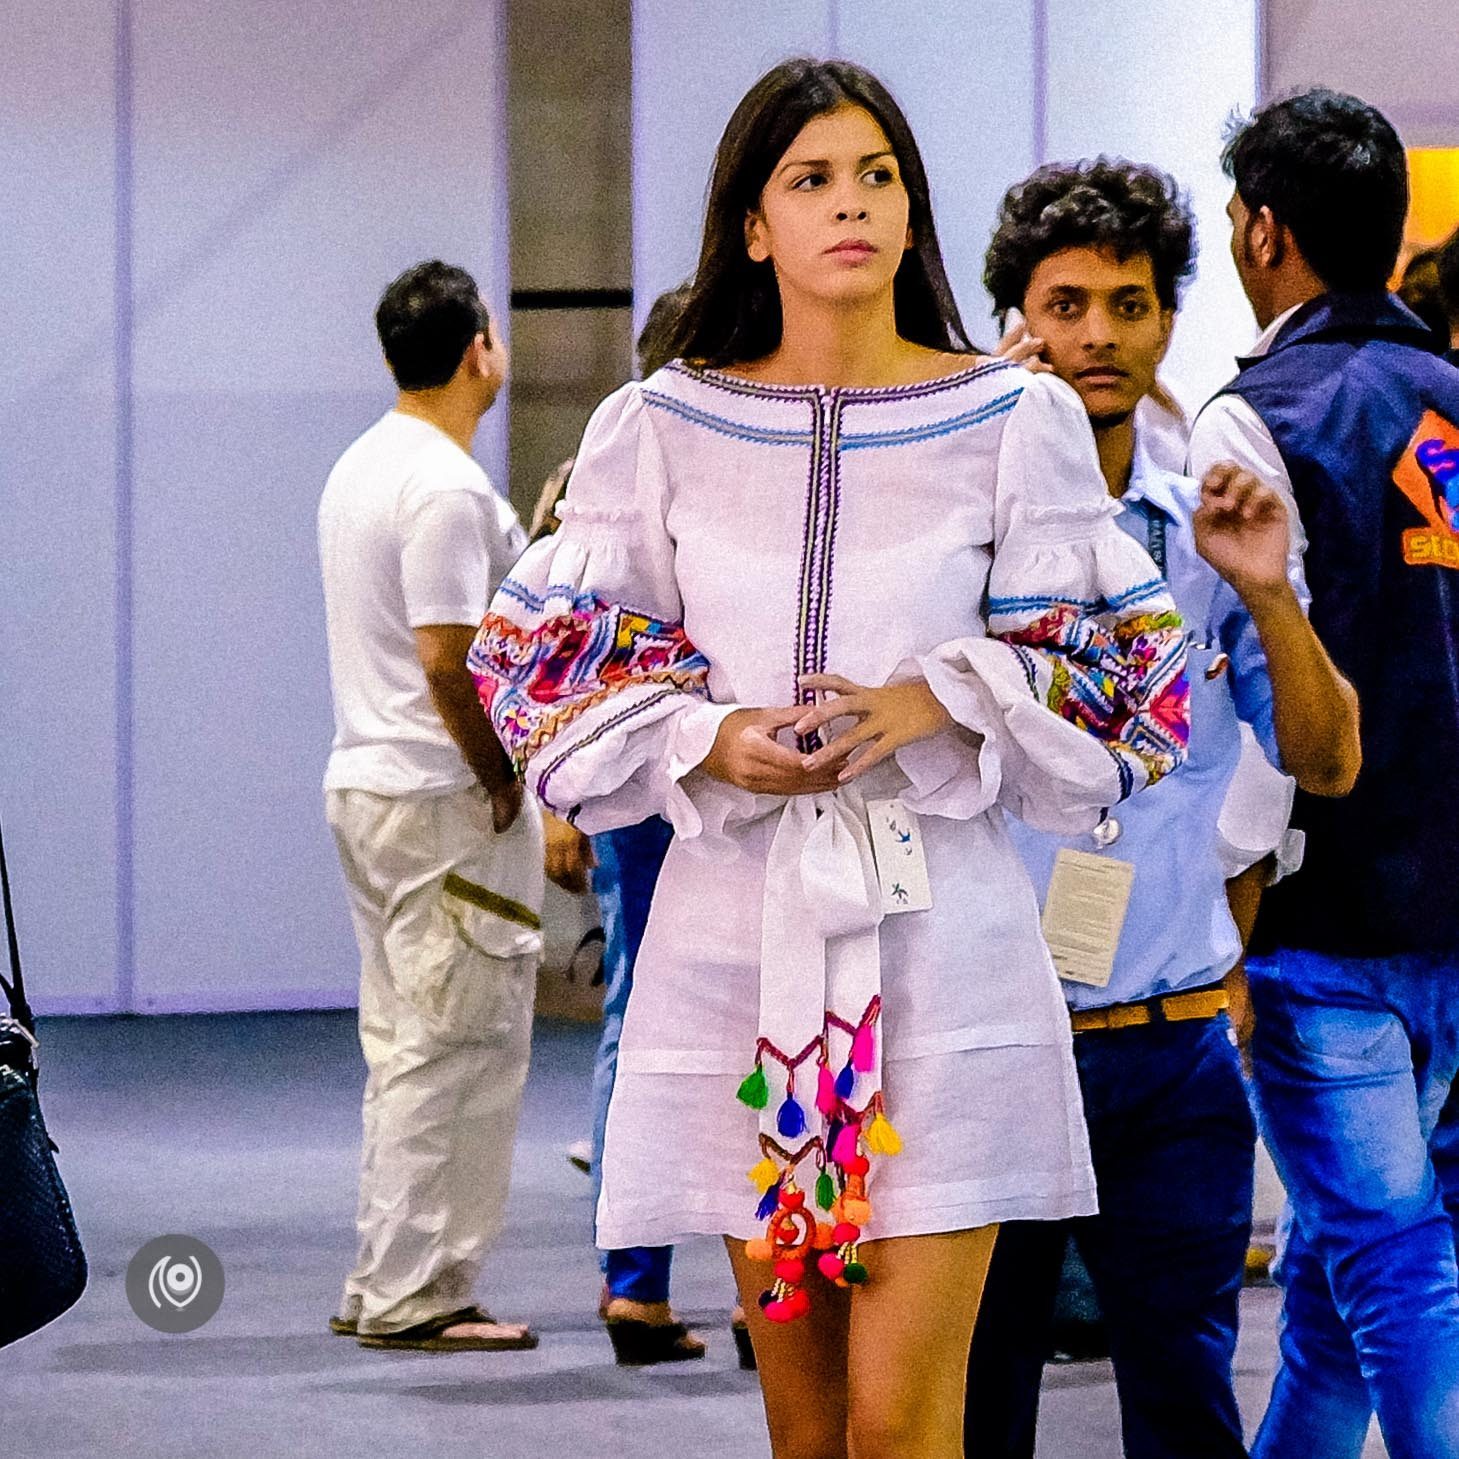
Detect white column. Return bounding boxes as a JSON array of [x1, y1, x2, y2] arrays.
[[836, 0, 1040, 339], [1044, 0, 1260, 407]]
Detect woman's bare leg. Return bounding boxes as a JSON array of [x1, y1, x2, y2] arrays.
[[845, 1226, 998, 1459], [726, 1236, 854, 1459]]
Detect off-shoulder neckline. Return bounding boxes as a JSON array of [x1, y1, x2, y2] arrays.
[[661, 356, 1016, 403]]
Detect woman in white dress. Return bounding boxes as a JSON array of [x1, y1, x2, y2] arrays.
[[471, 59, 1189, 1459]]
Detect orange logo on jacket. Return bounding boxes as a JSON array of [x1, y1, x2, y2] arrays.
[[1392, 410, 1459, 569]]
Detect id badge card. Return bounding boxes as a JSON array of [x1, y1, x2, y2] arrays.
[[1041, 848, 1134, 987], [865, 798, 933, 914]]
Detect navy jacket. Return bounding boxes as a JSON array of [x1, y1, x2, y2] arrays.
[[1212, 293, 1459, 956]]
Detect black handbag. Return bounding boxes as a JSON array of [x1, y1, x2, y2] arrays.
[[0, 810, 87, 1348]]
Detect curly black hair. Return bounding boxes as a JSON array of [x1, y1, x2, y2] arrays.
[[984, 158, 1196, 316]]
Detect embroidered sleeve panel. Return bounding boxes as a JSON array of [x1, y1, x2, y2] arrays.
[[469, 588, 711, 771], [987, 583, 1190, 799]]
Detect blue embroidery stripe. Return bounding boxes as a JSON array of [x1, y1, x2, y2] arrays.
[[494, 580, 672, 624], [496, 579, 586, 612], [840, 391, 1022, 450], [642, 384, 1023, 451], [988, 593, 1100, 613], [1103, 576, 1166, 611], [642, 392, 812, 446], [987, 578, 1168, 618]]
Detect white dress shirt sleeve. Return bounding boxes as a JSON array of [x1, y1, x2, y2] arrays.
[[1187, 394, 1306, 560]]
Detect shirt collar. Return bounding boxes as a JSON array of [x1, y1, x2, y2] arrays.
[[1247, 302, 1305, 359], [1121, 427, 1188, 525]]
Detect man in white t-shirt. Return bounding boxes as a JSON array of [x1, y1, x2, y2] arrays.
[[319, 260, 543, 1352]]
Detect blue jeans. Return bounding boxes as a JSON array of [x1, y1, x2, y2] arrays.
[[589, 817, 675, 1303], [1248, 949, 1459, 1459], [966, 1013, 1255, 1459]]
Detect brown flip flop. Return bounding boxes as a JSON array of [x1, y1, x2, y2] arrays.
[[328, 1315, 358, 1337], [357, 1305, 539, 1352]]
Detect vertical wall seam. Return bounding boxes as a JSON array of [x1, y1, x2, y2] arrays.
[[1254, 0, 1267, 104], [1032, 0, 1048, 164], [491, 0, 511, 499], [114, 0, 135, 1014]]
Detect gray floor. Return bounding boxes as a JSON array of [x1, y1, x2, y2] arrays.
[[0, 1012, 1386, 1458]]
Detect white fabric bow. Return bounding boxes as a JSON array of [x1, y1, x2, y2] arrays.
[[757, 789, 885, 1143]]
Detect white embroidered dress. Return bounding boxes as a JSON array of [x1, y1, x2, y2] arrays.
[[472, 359, 1189, 1246]]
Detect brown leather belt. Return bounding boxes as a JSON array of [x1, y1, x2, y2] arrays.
[[1070, 985, 1229, 1034]]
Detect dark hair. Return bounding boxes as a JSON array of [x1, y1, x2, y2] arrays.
[[1397, 248, 1450, 344], [636, 282, 693, 378], [1437, 228, 1459, 332], [375, 260, 490, 390], [666, 58, 971, 367], [1221, 88, 1408, 292], [984, 158, 1196, 315]]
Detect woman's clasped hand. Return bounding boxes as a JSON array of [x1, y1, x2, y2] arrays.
[[699, 674, 955, 794]]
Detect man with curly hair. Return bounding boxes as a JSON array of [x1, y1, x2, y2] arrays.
[[965, 159, 1359, 1459]]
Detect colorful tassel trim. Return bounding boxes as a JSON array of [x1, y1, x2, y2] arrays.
[[739, 1008, 898, 1324], [745, 1159, 872, 1320]]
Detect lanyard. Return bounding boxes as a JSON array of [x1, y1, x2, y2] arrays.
[[1143, 507, 1168, 578]]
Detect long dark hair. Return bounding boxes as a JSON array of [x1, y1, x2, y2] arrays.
[[667, 58, 972, 367]]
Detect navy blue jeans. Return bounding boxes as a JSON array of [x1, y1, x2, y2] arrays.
[[966, 1014, 1256, 1459], [1248, 949, 1459, 1459], [588, 817, 675, 1303]]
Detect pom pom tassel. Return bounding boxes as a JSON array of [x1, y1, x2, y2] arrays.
[[834, 1063, 856, 1101], [747, 1157, 780, 1193], [865, 1111, 903, 1157], [815, 1169, 836, 1211], [851, 1022, 876, 1073], [756, 1180, 783, 1221], [832, 1122, 861, 1168], [815, 1063, 838, 1117], [736, 1062, 769, 1110], [777, 1094, 807, 1139]]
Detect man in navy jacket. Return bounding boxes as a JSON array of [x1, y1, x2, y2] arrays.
[[1188, 89, 1459, 1459]]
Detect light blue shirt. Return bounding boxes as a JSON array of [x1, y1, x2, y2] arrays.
[[1008, 435, 1294, 1011]]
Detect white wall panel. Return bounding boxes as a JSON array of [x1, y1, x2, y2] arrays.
[[1266, 0, 1459, 147], [0, 1, 121, 1010], [1044, 0, 1260, 408], [128, 0, 509, 1009], [838, 0, 1038, 338], [631, 0, 832, 330]]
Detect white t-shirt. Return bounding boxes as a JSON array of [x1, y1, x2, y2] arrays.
[[319, 410, 526, 796]]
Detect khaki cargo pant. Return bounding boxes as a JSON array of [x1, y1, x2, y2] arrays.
[[325, 783, 544, 1335]]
